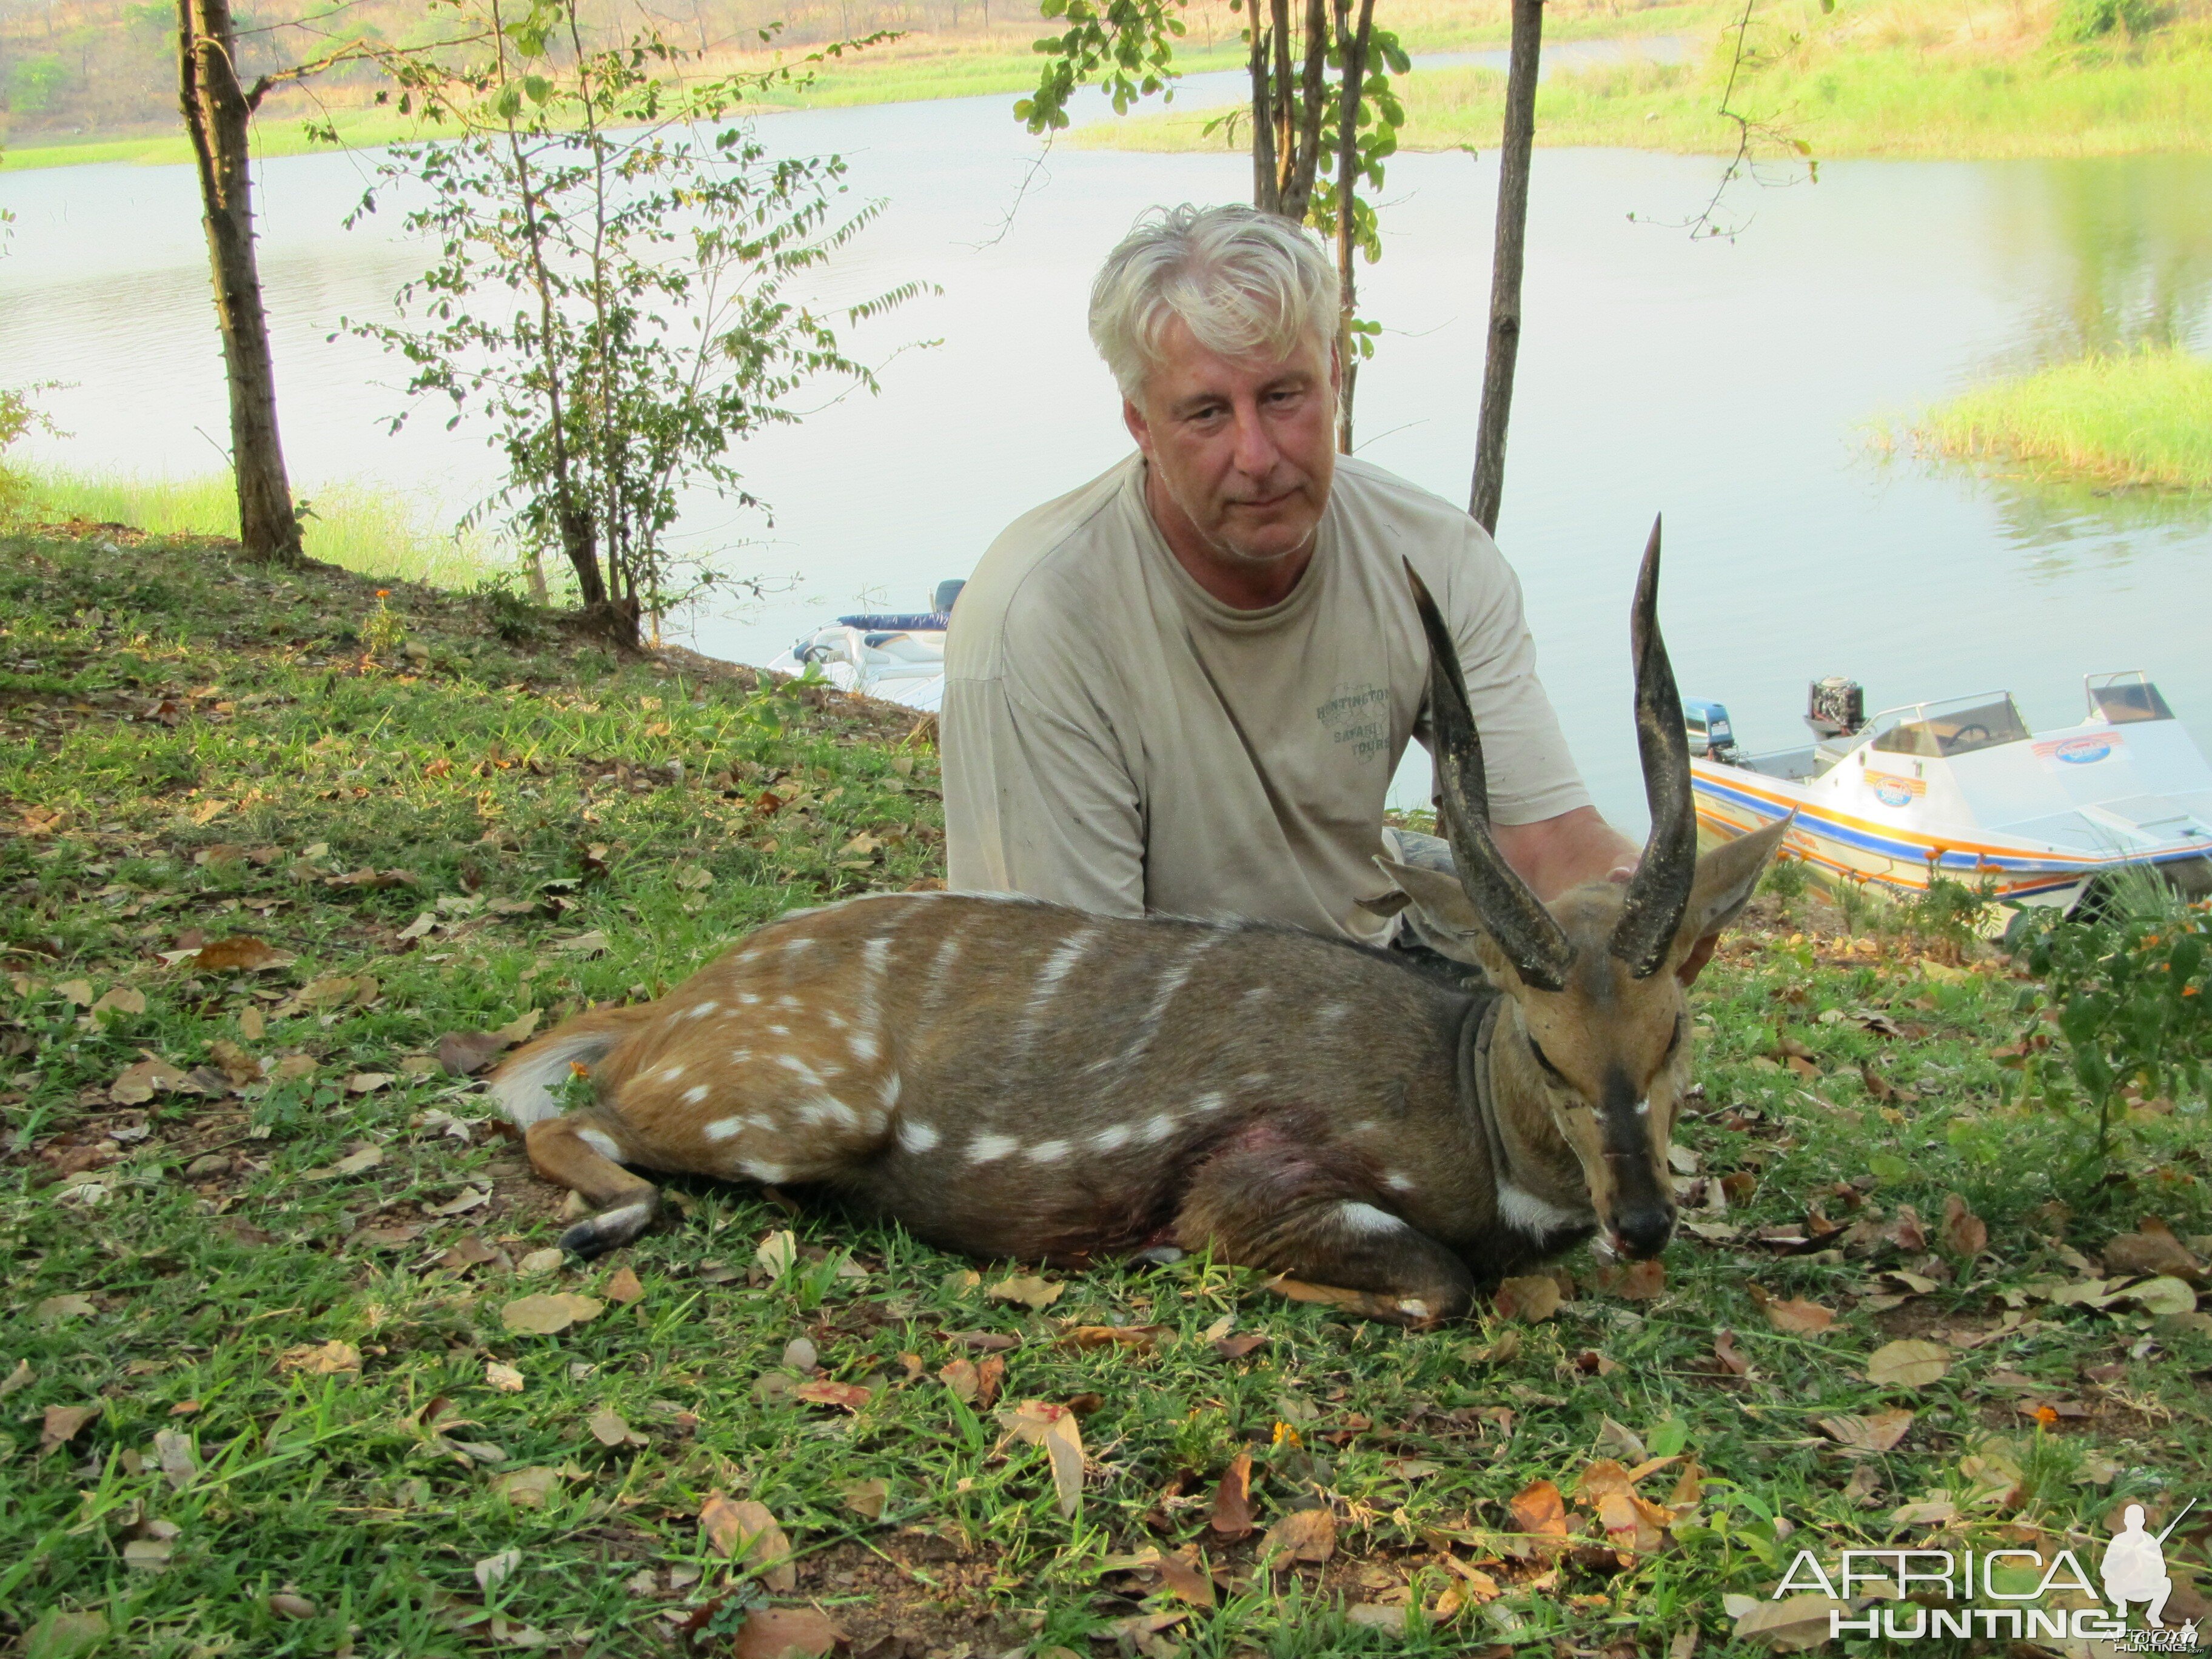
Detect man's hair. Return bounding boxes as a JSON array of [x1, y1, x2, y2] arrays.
[[1088, 203, 1340, 403]]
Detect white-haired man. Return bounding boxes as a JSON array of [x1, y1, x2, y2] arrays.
[[942, 203, 1637, 944]]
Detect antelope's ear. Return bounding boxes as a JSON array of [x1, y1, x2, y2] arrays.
[[1670, 815, 1793, 985], [1373, 856, 1520, 984]]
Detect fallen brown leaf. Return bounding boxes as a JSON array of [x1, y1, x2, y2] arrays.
[[1210, 1451, 1255, 1538], [110, 1056, 188, 1105], [1761, 1296, 1836, 1336], [987, 1273, 1064, 1310], [700, 1496, 796, 1590], [1940, 1193, 1988, 1258], [1001, 1400, 1085, 1517], [500, 1293, 603, 1336], [1866, 1338, 1950, 1389], [1155, 1546, 1216, 1608], [1494, 1274, 1564, 1321], [733, 1607, 844, 1659], [193, 936, 293, 972], [603, 1265, 645, 1304], [1260, 1506, 1336, 1566], [792, 1379, 873, 1411], [494, 1465, 560, 1507], [1816, 1407, 1914, 1453], [1508, 1478, 1569, 1556], [2102, 1217, 2203, 1281], [841, 1478, 888, 1521], [39, 1402, 101, 1457], [937, 1358, 980, 1403], [277, 1339, 361, 1375]]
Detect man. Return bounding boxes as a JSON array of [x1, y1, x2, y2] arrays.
[[942, 203, 1636, 945]]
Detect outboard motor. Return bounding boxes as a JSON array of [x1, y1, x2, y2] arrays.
[[1806, 676, 1864, 740], [1683, 699, 1741, 763], [931, 578, 966, 620]]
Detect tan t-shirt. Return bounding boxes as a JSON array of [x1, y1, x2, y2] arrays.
[[940, 452, 1590, 944]]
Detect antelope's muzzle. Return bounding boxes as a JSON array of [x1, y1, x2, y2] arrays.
[[1603, 1149, 1677, 1259]]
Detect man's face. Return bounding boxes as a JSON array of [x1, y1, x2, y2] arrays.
[[1123, 316, 1339, 574]]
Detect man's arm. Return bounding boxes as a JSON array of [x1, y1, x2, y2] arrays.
[[940, 674, 1148, 916], [1493, 805, 1640, 901]]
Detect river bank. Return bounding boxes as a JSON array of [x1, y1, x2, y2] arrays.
[[4, 520, 2208, 1655], [0, 0, 1710, 175], [1912, 347, 2212, 491], [1078, 0, 2212, 160]]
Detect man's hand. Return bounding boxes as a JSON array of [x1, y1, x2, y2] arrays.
[[1492, 805, 1644, 903]]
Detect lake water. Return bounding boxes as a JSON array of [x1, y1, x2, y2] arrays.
[[3, 50, 2207, 823]]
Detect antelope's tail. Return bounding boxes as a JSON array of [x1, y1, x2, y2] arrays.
[[488, 1005, 654, 1129]]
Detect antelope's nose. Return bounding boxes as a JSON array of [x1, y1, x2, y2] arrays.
[[1612, 1205, 1675, 1259]]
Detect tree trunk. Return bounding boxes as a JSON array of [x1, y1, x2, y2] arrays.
[[1249, 21, 1279, 215], [177, 0, 303, 563], [1333, 0, 1374, 452], [1468, 0, 1542, 535]]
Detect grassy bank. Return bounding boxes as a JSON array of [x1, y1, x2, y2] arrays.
[[12, 468, 508, 591], [1079, 0, 2212, 159], [1912, 347, 2212, 491], [0, 0, 1707, 173], [5, 527, 2210, 1655]]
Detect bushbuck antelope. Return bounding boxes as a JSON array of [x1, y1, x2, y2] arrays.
[[492, 521, 1788, 1319]]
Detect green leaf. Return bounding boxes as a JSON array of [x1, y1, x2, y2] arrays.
[[523, 74, 554, 105]]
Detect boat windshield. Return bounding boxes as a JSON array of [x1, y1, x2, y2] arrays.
[[2085, 671, 2174, 725], [1868, 694, 2031, 759]]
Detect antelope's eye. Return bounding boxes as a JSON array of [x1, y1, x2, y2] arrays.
[[1526, 1035, 1570, 1085]]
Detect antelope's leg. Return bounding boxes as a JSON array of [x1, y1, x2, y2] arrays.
[[525, 1111, 660, 1259], [1172, 1145, 1475, 1322]]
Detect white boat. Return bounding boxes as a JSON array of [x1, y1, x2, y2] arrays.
[[1688, 673, 2212, 913], [763, 581, 961, 713]]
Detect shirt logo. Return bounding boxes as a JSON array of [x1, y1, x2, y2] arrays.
[[1317, 683, 1392, 763]]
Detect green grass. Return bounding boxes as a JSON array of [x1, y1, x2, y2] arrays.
[[0, 1, 1715, 173], [12, 466, 509, 590], [2, 526, 2208, 1655], [1912, 347, 2212, 491], [1079, 11, 2212, 159]]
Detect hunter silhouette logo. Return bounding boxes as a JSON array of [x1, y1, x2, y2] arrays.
[[2106, 1504, 2180, 1628], [1765, 1497, 2200, 1647]]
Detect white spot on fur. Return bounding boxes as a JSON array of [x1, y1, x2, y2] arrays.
[[705, 1116, 748, 1142], [1191, 1091, 1225, 1113], [849, 1031, 880, 1064], [728, 1048, 752, 1063], [578, 1128, 625, 1163], [784, 937, 813, 956], [1026, 1139, 1070, 1163], [743, 1159, 791, 1185], [897, 1118, 939, 1153], [1384, 1169, 1415, 1193], [1315, 1002, 1348, 1024], [766, 1024, 789, 1037], [799, 1095, 859, 1130], [1336, 1201, 1404, 1236], [687, 1000, 719, 1019], [656, 1064, 686, 1083], [776, 1053, 822, 1087], [777, 995, 800, 1009], [967, 1132, 1020, 1164], [1635, 1098, 1652, 1117], [682, 1084, 709, 1105], [1396, 1297, 1432, 1320], [1499, 1182, 1589, 1235], [1090, 1123, 1132, 1153], [1239, 1072, 1270, 1091], [736, 992, 761, 1005], [1140, 1111, 1177, 1144], [1352, 1119, 1378, 1135], [879, 1073, 902, 1109]]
